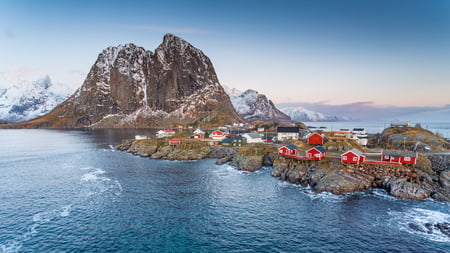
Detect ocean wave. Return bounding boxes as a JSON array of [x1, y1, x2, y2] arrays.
[[275, 181, 348, 203], [0, 167, 122, 253], [389, 208, 450, 242]]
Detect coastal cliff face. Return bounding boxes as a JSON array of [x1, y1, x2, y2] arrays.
[[8, 34, 240, 128]]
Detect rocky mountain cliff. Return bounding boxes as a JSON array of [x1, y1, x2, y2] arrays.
[[224, 87, 291, 122], [8, 34, 240, 128]]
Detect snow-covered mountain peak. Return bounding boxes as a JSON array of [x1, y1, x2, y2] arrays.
[[17, 34, 239, 128], [224, 86, 290, 122]]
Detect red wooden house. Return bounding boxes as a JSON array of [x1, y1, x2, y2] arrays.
[[193, 133, 204, 139], [341, 149, 365, 164], [278, 144, 298, 156], [307, 132, 325, 145], [169, 139, 182, 145], [210, 130, 227, 140], [306, 146, 326, 160], [381, 150, 418, 164]]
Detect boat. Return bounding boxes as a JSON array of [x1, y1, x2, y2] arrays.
[[135, 135, 148, 140], [156, 130, 176, 138]]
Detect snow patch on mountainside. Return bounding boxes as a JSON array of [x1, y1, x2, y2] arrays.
[[0, 69, 73, 122]]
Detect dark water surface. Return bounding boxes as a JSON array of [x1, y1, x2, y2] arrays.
[[0, 129, 448, 252]]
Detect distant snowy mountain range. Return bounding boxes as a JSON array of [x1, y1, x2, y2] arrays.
[[0, 70, 73, 122], [276, 104, 347, 122], [223, 86, 290, 122], [224, 86, 345, 122]]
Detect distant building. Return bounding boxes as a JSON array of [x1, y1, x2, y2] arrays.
[[306, 146, 326, 160], [222, 136, 247, 147], [381, 150, 418, 164], [193, 128, 205, 139], [306, 132, 325, 145], [341, 149, 365, 164], [262, 136, 277, 143], [242, 132, 262, 143], [278, 144, 298, 156], [210, 130, 227, 140], [277, 127, 300, 141], [169, 139, 182, 145]]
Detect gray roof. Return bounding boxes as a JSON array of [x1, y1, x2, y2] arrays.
[[310, 145, 326, 153], [382, 149, 418, 157], [277, 127, 300, 133], [244, 132, 261, 139], [285, 144, 298, 150], [345, 149, 365, 156]]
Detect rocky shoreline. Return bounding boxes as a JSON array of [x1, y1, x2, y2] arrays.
[[117, 139, 449, 202]]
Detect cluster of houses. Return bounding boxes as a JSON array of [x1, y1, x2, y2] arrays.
[[194, 128, 275, 147], [278, 126, 418, 165]]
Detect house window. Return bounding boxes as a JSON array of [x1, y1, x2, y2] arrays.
[[404, 157, 411, 161], [384, 155, 389, 159], [343, 156, 347, 160], [353, 157, 357, 161]]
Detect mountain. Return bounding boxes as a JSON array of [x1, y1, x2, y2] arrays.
[[277, 104, 345, 122], [6, 34, 240, 128], [0, 73, 71, 123], [224, 87, 291, 122]]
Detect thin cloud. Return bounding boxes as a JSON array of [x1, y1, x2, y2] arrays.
[[118, 25, 207, 34]]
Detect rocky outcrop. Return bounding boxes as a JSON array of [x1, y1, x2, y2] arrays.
[[6, 34, 240, 128], [231, 153, 264, 172], [230, 144, 278, 172], [379, 126, 449, 151], [385, 178, 432, 200], [314, 169, 374, 194]]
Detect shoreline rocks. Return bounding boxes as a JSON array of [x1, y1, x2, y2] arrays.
[[117, 138, 449, 202], [271, 155, 449, 202]]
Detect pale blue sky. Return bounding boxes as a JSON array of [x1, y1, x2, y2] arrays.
[[1, 0, 449, 106]]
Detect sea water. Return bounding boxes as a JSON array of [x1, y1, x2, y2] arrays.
[[0, 129, 448, 252]]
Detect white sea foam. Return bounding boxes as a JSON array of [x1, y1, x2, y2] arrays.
[[60, 205, 71, 217], [389, 208, 450, 242], [81, 168, 109, 182], [370, 189, 400, 201]]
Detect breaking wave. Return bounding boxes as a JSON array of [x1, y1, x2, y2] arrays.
[[389, 208, 450, 242]]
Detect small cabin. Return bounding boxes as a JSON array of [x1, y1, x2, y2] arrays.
[[242, 132, 263, 143], [210, 130, 227, 140], [277, 127, 300, 141], [169, 139, 182, 145], [306, 132, 325, 145], [278, 144, 298, 156], [381, 150, 418, 164], [341, 149, 365, 164], [193, 133, 204, 139], [306, 146, 326, 160], [222, 136, 246, 147]]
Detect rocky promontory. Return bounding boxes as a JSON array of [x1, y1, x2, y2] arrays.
[[272, 155, 450, 201]]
